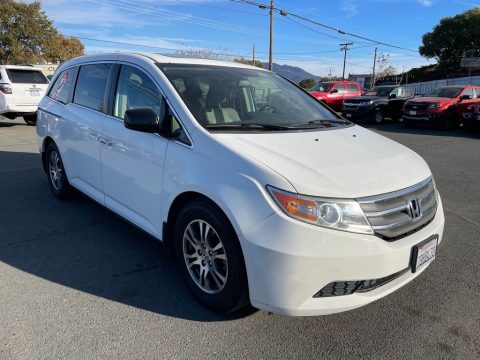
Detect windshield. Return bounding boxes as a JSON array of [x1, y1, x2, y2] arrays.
[[426, 87, 463, 98], [158, 64, 349, 131], [364, 86, 394, 96], [309, 82, 332, 92]]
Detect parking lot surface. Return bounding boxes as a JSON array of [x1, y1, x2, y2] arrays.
[[1, 117, 479, 359]]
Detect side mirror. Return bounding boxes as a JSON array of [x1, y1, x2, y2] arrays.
[[124, 108, 160, 133], [330, 89, 338, 94], [389, 93, 397, 99], [460, 94, 472, 101]]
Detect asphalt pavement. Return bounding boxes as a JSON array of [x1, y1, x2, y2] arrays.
[[1, 117, 479, 359]]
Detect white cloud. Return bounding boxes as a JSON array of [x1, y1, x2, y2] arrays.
[[341, 0, 359, 17], [418, 0, 434, 6]]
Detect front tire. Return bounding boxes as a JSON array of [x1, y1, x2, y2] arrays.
[[373, 110, 384, 124], [45, 143, 74, 199], [174, 199, 249, 313]]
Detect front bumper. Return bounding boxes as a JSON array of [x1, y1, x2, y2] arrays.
[[342, 106, 375, 120], [240, 196, 444, 316]]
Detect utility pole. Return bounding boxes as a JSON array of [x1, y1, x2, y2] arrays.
[[340, 42, 353, 80], [252, 44, 256, 65], [268, 0, 274, 71], [371, 47, 377, 87]]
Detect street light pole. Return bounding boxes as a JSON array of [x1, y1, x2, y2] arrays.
[[340, 42, 353, 80]]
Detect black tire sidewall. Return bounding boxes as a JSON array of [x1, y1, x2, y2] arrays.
[[174, 200, 248, 313], [45, 143, 73, 199]]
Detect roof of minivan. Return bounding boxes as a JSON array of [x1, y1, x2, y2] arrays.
[[0, 65, 43, 71], [63, 52, 267, 71]]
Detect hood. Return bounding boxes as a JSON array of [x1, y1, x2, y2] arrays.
[[408, 97, 453, 104], [215, 126, 431, 198]]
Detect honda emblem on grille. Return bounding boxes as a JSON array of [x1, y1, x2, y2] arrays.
[[407, 199, 422, 219]]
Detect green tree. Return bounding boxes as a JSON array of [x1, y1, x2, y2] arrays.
[[298, 78, 316, 89], [0, 0, 84, 64], [419, 8, 480, 72]]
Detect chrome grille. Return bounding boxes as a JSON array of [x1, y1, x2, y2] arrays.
[[358, 177, 437, 240]]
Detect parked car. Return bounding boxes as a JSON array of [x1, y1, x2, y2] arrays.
[[342, 85, 414, 123], [309, 81, 362, 111], [37, 53, 444, 316], [0, 65, 49, 125], [403, 85, 480, 129], [462, 101, 480, 133]]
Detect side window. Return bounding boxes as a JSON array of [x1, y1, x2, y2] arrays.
[[48, 68, 76, 104], [114, 65, 162, 119], [332, 84, 345, 93], [346, 83, 358, 93], [390, 87, 403, 97], [73, 63, 112, 112], [462, 88, 474, 98]]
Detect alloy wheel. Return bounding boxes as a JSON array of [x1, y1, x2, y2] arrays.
[[48, 150, 63, 191]]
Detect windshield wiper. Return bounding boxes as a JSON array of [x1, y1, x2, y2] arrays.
[[204, 122, 295, 131], [290, 119, 350, 128]]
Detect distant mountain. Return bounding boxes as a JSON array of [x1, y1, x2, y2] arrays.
[[263, 62, 321, 84]]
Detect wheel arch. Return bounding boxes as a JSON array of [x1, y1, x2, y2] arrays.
[[41, 136, 55, 173]]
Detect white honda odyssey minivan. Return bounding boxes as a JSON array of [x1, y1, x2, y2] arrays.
[[37, 53, 444, 316]]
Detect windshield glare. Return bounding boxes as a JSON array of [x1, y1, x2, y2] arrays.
[[310, 82, 331, 92], [426, 87, 463, 98], [364, 86, 394, 96], [158, 64, 346, 131]]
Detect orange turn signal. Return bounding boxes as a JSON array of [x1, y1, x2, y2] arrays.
[[270, 189, 318, 222]]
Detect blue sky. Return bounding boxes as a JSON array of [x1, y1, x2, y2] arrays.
[[35, 0, 478, 76]]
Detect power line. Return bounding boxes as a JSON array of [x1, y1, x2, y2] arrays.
[[231, 0, 419, 53]]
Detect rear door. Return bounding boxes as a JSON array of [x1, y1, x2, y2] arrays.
[[5, 68, 49, 106], [100, 63, 169, 238]]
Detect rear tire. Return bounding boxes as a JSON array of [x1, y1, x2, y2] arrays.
[[45, 142, 75, 199], [23, 113, 37, 126], [174, 199, 249, 313]]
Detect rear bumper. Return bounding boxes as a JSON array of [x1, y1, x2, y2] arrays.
[[241, 196, 444, 316], [0, 104, 39, 115]]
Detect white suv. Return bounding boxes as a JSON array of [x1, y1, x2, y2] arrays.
[[36, 53, 444, 316], [0, 65, 49, 125]]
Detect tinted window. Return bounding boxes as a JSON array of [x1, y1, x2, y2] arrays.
[[48, 68, 76, 104], [74, 64, 112, 112], [346, 83, 358, 93], [6, 69, 49, 84], [114, 65, 162, 119], [426, 87, 463, 98], [364, 86, 394, 96]]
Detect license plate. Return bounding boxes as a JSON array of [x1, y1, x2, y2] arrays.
[[30, 90, 40, 96], [346, 113, 352, 118], [409, 110, 417, 115], [411, 235, 438, 273]]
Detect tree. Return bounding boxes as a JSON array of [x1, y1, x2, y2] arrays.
[[419, 8, 480, 72], [298, 78, 316, 89], [372, 54, 397, 85], [234, 58, 263, 68], [0, 0, 84, 64]]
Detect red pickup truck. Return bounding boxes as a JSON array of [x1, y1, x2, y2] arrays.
[[403, 85, 480, 129], [309, 81, 362, 111]]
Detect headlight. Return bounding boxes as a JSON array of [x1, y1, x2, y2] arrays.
[[428, 103, 441, 109], [267, 186, 373, 234]]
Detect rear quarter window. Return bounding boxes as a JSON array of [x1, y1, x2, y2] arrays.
[[5, 69, 49, 84], [48, 68, 77, 104]]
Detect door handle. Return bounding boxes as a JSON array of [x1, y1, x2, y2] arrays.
[[98, 138, 113, 147]]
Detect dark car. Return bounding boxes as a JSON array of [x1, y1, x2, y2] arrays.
[[342, 85, 414, 124], [462, 101, 480, 133]]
